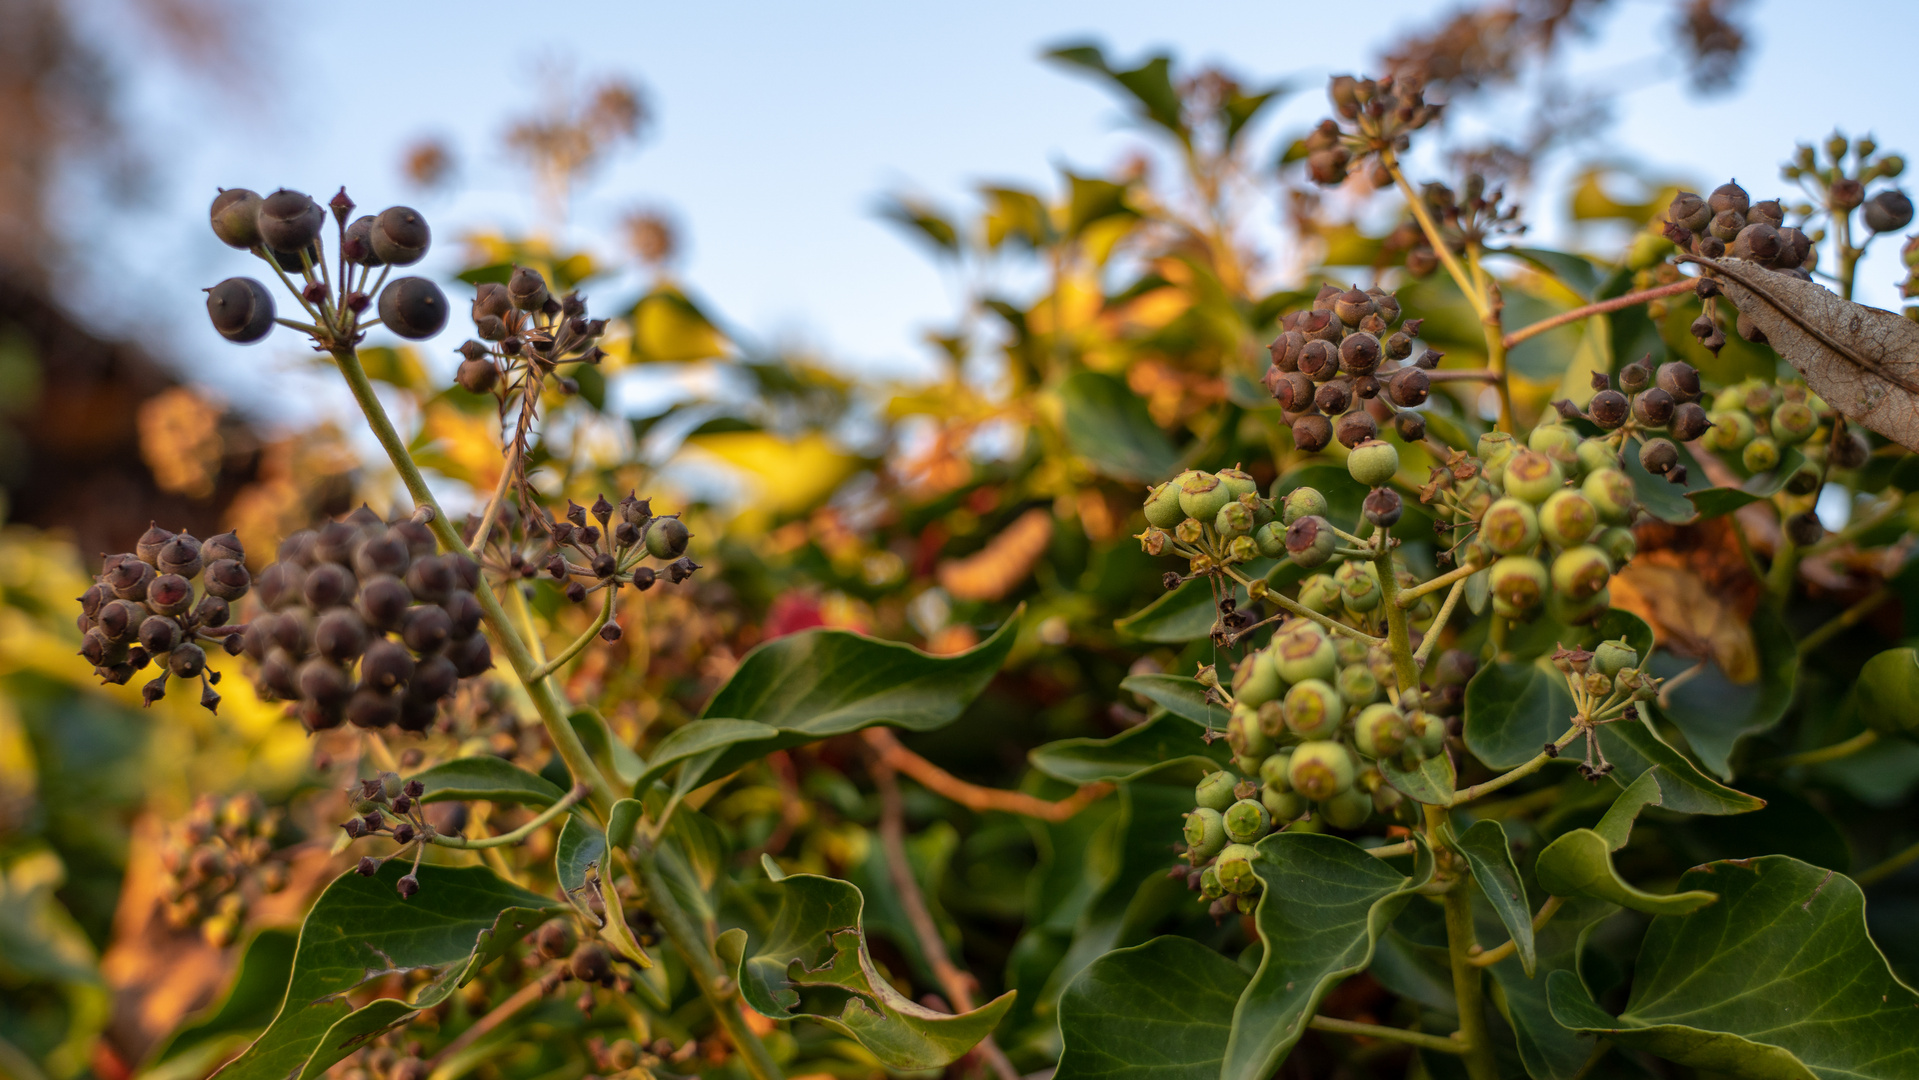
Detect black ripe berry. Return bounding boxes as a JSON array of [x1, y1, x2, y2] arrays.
[[379, 277, 450, 340], [206, 277, 276, 343]]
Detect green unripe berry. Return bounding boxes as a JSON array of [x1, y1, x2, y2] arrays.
[[1227, 703, 1273, 758], [1234, 754, 1266, 776], [1217, 467, 1259, 500], [646, 517, 691, 559], [210, 188, 264, 249], [1281, 486, 1328, 524], [1528, 423, 1582, 469], [1232, 649, 1285, 708], [1489, 555, 1548, 618], [1551, 545, 1613, 601], [1771, 401, 1817, 445], [1353, 703, 1408, 758], [1216, 501, 1253, 538], [1216, 844, 1261, 894], [1347, 439, 1400, 487], [1272, 621, 1338, 683], [1296, 574, 1342, 615], [1259, 752, 1293, 793], [1288, 740, 1355, 801], [1546, 586, 1610, 626], [1254, 521, 1287, 558], [1284, 515, 1338, 568], [1336, 560, 1381, 613], [1596, 526, 1637, 566], [1227, 535, 1259, 564], [1262, 787, 1306, 823], [1319, 787, 1374, 829], [1593, 639, 1639, 675], [1224, 799, 1271, 843], [1477, 430, 1515, 462], [1196, 770, 1239, 812], [1334, 637, 1368, 665], [1481, 496, 1540, 555], [1703, 410, 1757, 452], [1504, 449, 1565, 503], [1576, 438, 1618, 476], [1199, 866, 1225, 900], [1582, 468, 1637, 525], [1283, 678, 1345, 739], [1184, 808, 1228, 859], [1539, 489, 1599, 548], [1178, 471, 1230, 522], [1406, 710, 1446, 757], [1337, 662, 1379, 707], [1742, 435, 1781, 472], [1143, 482, 1184, 528]]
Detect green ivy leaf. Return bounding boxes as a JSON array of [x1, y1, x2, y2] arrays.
[[553, 812, 653, 969], [211, 862, 561, 1080], [151, 928, 297, 1065], [1487, 897, 1618, 1080], [1221, 833, 1434, 1080], [630, 719, 780, 795], [568, 708, 645, 788], [1624, 437, 1710, 523], [1056, 936, 1246, 1080], [1464, 611, 1653, 768], [681, 613, 1018, 789], [1448, 820, 1535, 975], [1687, 448, 1807, 519], [736, 871, 1014, 1070], [1651, 603, 1798, 779], [1118, 673, 1228, 730], [1060, 371, 1180, 483], [1547, 857, 1919, 1079], [1116, 579, 1246, 643], [1029, 712, 1229, 785], [1380, 752, 1456, 805], [1536, 829, 1717, 915], [410, 757, 565, 807]]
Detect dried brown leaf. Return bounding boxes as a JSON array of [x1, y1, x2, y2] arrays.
[[1692, 255, 1919, 450]]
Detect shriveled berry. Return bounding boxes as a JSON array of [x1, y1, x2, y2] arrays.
[[1313, 377, 1352, 415], [203, 559, 251, 601], [1393, 411, 1426, 441], [1708, 181, 1750, 216], [1667, 190, 1711, 232], [139, 615, 181, 653], [507, 266, 549, 312], [1633, 387, 1676, 427], [146, 574, 193, 616], [1338, 332, 1381, 375], [378, 277, 449, 340], [456, 356, 497, 394], [1670, 401, 1712, 442], [1656, 361, 1701, 403], [1335, 410, 1377, 448], [1363, 487, 1402, 527], [1387, 367, 1429, 408], [1638, 438, 1679, 476]]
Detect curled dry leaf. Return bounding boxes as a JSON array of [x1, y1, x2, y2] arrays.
[[1688, 254, 1919, 450], [936, 507, 1054, 601]]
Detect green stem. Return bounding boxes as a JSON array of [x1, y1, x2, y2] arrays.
[[329, 346, 619, 815], [1221, 565, 1383, 645], [432, 784, 588, 849], [1469, 895, 1563, 967], [1413, 578, 1467, 667], [1451, 726, 1583, 806], [531, 587, 617, 682], [1855, 836, 1919, 887], [631, 836, 783, 1080], [1773, 728, 1879, 770], [1439, 826, 1500, 1080], [1398, 561, 1479, 606], [1383, 156, 1487, 322], [1467, 245, 1514, 434], [1798, 589, 1891, 657], [1308, 1015, 1466, 1055], [1374, 549, 1423, 709]]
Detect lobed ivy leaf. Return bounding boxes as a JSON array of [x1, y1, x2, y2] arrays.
[[1548, 856, 1919, 1078], [410, 757, 564, 807], [1221, 833, 1435, 1080], [1060, 371, 1181, 482], [1380, 752, 1455, 805], [677, 612, 1018, 790], [736, 871, 1014, 1070], [1030, 711, 1229, 785], [1056, 936, 1247, 1080], [211, 862, 561, 1080], [1118, 673, 1227, 730], [1448, 819, 1535, 975]]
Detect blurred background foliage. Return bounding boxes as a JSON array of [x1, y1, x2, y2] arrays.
[[3, 0, 1917, 1078]]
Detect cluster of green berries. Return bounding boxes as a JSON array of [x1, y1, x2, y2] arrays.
[[463, 493, 697, 614], [1697, 376, 1861, 544], [1784, 133, 1911, 236], [1302, 74, 1442, 188], [206, 187, 450, 343], [243, 508, 491, 733], [79, 526, 250, 712], [1547, 639, 1659, 779], [158, 792, 286, 946], [1263, 284, 1436, 451], [453, 267, 609, 397]]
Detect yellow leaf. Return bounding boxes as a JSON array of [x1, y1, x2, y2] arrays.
[[633, 290, 728, 363], [421, 402, 504, 489], [684, 431, 858, 515]]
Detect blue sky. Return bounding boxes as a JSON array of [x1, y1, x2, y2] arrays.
[[82, 0, 1919, 423]]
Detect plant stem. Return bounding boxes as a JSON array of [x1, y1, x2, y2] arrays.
[[426, 978, 547, 1073], [1773, 728, 1879, 769], [1383, 157, 1487, 321], [1413, 579, 1467, 667], [1426, 368, 1501, 383], [531, 587, 617, 682], [631, 835, 783, 1080], [1451, 727, 1583, 806], [1398, 562, 1480, 606], [1855, 836, 1919, 887], [1501, 279, 1697, 349], [1468, 895, 1563, 967], [329, 345, 619, 815], [1307, 1015, 1466, 1055], [1797, 588, 1892, 655], [1431, 803, 1498, 1080], [1374, 549, 1423, 709], [863, 728, 1109, 821], [468, 442, 521, 554], [1467, 246, 1514, 434], [432, 784, 588, 849], [1222, 564, 1383, 645], [1363, 839, 1419, 859]]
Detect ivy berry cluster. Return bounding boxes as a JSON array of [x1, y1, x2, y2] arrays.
[[78, 526, 249, 711], [1264, 284, 1435, 451]]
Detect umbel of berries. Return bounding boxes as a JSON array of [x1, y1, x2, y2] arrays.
[[79, 526, 251, 711], [1264, 284, 1436, 452], [464, 491, 700, 607], [204, 186, 449, 347], [242, 506, 492, 732]]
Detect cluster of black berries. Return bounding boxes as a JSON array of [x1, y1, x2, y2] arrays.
[[1662, 182, 1815, 291], [464, 493, 698, 621], [79, 526, 249, 711], [1264, 284, 1436, 451], [453, 267, 608, 397], [242, 507, 490, 732], [159, 792, 286, 946], [1553, 356, 1711, 484], [205, 187, 449, 344], [1301, 74, 1443, 188]]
